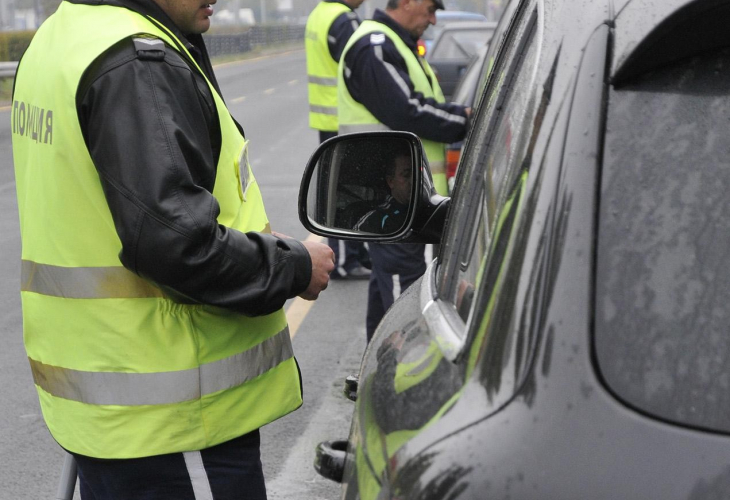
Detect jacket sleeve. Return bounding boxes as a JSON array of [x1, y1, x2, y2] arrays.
[[77, 39, 312, 316], [328, 10, 360, 62], [343, 34, 469, 144]]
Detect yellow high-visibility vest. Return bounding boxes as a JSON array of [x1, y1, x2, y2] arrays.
[[338, 20, 449, 195], [305, 1, 354, 132], [12, 1, 302, 459]]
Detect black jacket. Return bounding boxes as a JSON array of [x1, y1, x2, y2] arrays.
[[342, 9, 469, 144], [323, 0, 361, 62], [70, 0, 311, 316]]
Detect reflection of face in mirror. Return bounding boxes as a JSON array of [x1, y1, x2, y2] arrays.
[[355, 153, 412, 235], [305, 136, 414, 235], [387, 155, 413, 205]]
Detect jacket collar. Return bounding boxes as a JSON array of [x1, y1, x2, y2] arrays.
[[323, 0, 355, 10], [372, 9, 419, 51], [64, 0, 207, 56], [63, 0, 220, 91]]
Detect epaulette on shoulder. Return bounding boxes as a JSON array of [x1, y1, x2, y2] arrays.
[[133, 37, 166, 61], [369, 32, 386, 45]]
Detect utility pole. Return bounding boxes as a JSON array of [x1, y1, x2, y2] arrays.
[[259, 0, 266, 23]]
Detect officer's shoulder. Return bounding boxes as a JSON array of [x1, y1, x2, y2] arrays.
[[92, 36, 172, 69], [366, 31, 388, 46], [131, 36, 167, 61], [350, 30, 389, 51]]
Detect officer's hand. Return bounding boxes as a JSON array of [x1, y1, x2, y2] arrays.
[[299, 240, 335, 300]]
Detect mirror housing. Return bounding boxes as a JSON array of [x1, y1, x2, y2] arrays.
[[298, 131, 450, 244]]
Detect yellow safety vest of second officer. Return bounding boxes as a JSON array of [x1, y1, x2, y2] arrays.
[[305, 1, 353, 132], [12, 2, 302, 459]]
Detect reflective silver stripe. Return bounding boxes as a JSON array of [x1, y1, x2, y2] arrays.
[[338, 123, 391, 134], [21, 260, 165, 299], [183, 451, 214, 500], [29, 327, 293, 405], [310, 104, 338, 116], [374, 39, 466, 126], [308, 75, 337, 86]]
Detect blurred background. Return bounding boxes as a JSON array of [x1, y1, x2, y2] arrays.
[[0, 0, 506, 31]]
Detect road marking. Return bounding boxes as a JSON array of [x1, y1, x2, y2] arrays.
[[231, 96, 246, 103], [288, 79, 298, 85], [264, 88, 275, 95], [286, 233, 324, 339], [212, 49, 302, 69]]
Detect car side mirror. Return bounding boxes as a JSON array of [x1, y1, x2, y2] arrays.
[[298, 131, 450, 244]]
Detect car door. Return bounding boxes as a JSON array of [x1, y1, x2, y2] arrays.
[[342, 2, 547, 498]]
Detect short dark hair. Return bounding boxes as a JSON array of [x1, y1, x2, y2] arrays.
[[385, 0, 400, 8]]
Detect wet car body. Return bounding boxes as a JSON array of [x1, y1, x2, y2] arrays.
[[309, 0, 730, 498]]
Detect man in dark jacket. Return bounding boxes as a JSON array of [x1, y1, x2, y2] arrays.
[[338, 0, 471, 340], [12, 0, 334, 498]]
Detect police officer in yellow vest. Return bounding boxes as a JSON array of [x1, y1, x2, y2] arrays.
[[305, 0, 372, 280], [338, 0, 471, 196], [337, 0, 471, 340], [306, 0, 365, 143], [11, 0, 334, 497]]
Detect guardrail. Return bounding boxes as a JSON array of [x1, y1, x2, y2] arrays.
[[0, 24, 305, 79], [204, 25, 305, 58], [0, 61, 17, 78]]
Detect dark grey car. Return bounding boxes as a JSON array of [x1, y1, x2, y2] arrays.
[[301, 0, 730, 498], [426, 21, 497, 100]]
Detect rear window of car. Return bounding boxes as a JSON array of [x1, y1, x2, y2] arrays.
[[596, 45, 730, 433], [430, 28, 493, 60]]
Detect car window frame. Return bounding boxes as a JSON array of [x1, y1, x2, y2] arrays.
[[422, 0, 541, 361]]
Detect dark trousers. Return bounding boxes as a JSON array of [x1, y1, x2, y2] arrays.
[[71, 430, 266, 500], [318, 130, 369, 275], [366, 243, 426, 341], [329, 238, 369, 274]]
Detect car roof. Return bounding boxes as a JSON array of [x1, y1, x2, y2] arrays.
[[436, 10, 488, 21]]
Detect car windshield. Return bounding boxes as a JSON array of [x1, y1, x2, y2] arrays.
[[596, 46, 730, 433]]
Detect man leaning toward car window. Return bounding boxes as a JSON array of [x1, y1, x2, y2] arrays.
[[338, 0, 471, 340], [11, 0, 335, 497]]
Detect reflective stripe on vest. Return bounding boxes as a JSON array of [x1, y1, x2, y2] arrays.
[[12, 2, 301, 459], [338, 20, 449, 194], [21, 260, 165, 299], [305, 1, 353, 131], [29, 327, 292, 406]]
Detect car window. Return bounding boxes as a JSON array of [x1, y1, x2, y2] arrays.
[[596, 45, 730, 434], [435, 5, 538, 340], [430, 29, 493, 61]]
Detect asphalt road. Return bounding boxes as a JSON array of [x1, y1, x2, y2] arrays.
[[0, 47, 368, 499]]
